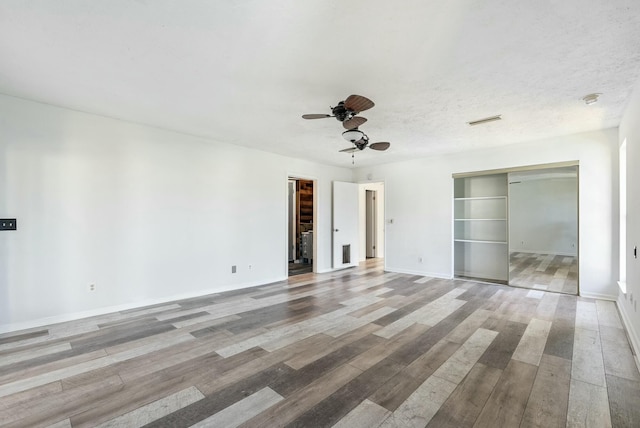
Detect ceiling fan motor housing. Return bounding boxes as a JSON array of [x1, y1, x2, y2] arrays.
[[332, 102, 351, 122]]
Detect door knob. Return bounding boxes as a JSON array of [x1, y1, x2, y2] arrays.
[[334, 229, 339, 232]]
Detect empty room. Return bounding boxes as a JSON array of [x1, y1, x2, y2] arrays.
[[1, 1, 640, 427]]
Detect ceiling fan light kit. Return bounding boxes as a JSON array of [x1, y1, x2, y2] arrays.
[[342, 129, 365, 143]]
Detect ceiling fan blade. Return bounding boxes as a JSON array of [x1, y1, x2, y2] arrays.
[[344, 95, 375, 113], [302, 114, 332, 119], [339, 147, 358, 153], [343, 116, 367, 129], [369, 142, 390, 151]]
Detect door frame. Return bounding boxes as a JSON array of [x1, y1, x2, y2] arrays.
[[286, 174, 318, 275], [452, 160, 579, 294], [357, 180, 386, 265], [365, 189, 377, 258]]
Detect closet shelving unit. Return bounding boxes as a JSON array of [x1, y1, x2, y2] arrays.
[[453, 174, 508, 283]]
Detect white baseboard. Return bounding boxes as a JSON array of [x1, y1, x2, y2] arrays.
[[617, 294, 640, 373], [579, 291, 617, 301], [0, 276, 287, 335], [384, 267, 451, 279]]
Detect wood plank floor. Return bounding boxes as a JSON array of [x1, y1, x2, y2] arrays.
[[1, 258, 638, 427], [288, 262, 313, 277], [510, 252, 579, 295]]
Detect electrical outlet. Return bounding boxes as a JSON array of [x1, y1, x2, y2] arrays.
[[88, 284, 96, 292], [232, 265, 237, 274], [0, 219, 17, 231]]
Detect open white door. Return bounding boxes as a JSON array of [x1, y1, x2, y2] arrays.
[[333, 181, 359, 269]]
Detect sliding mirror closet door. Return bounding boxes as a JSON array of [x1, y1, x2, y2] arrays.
[[454, 174, 509, 283], [508, 166, 578, 294]]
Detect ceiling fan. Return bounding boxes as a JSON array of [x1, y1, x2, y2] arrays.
[[302, 94, 375, 129], [339, 129, 390, 153]]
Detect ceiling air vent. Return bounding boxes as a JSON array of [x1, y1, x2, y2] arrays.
[[467, 115, 502, 126]]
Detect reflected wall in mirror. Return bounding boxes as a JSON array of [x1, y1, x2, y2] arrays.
[[508, 166, 578, 294]]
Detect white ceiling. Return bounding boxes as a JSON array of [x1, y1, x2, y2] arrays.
[[1, 1, 640, 168]]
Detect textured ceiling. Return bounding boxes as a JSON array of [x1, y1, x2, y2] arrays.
[[1, 1, 640, 168]]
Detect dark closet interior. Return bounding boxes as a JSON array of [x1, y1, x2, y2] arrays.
[[289, 179, 313, 276]]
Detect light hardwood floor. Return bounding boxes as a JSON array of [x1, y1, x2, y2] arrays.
[[510, 252, 579, 295], [0, 259, 638, 427]]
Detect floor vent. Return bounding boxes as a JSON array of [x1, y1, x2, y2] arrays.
[[342, 245, 351, 264]]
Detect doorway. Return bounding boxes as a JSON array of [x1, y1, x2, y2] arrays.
[[365, 190, 377, 258], [288, 177, 315, 276], [359, 182, 385, 263]]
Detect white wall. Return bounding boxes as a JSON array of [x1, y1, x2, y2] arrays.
[[0, 94, 353, 332], [358, 182, 385, 260], [618, 74, 640, 364], [509, 176, 578, 256], [354, 129, 619, 299]]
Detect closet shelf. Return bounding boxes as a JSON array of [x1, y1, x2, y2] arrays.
[[454, 196, 507, 201], [454, 239, 508, 244], [453, 173, 509, 283], [454, 218, 506, 221]]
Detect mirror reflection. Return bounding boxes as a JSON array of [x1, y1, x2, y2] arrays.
[[508, 166, 578, 294]]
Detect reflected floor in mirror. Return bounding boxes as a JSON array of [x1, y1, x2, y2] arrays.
[[509, 252, 578, 295]]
